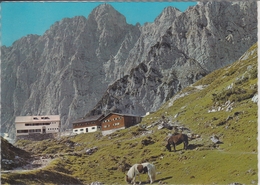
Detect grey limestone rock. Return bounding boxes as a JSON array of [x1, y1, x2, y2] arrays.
[[87, 1, 257, 116], [1, 4, 140, 136]]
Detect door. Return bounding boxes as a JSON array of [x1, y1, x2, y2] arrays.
[[42, 126, 46, 134]]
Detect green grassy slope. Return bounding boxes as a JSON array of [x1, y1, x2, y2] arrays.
[[2, 43, 257, 184]]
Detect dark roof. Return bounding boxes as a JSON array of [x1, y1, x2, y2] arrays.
[[100, 112, 142, 121], [72, 114, 104, 124]]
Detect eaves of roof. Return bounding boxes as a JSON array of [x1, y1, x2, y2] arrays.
[[72, 114, 104, 124]]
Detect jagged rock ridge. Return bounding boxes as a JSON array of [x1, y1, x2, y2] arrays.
[[1, 2, 257, 137], [86, 1, 257, 116]]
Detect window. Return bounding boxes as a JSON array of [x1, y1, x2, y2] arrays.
[[74, 130, 78, 132], [92, 127, 95, 129], [17, 130, 28, 133], [28, 129, 41, 133], [80, 129, 84, 131], [41, 117, 49, 119]]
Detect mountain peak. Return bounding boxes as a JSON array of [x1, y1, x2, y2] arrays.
[[93, 3, 116, 14], [88, 3, 127, 26], [90, 3, 123, 19], [155, 6, 182, 23]]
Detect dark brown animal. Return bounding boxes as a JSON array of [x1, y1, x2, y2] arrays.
[[165, 133, 189, 152]]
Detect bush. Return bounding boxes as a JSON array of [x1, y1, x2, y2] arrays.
[[235, 76, 249, 85], [249, 68, 257, 79], [212, 86, 256, 103]]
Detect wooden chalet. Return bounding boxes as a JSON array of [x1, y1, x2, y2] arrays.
[[100, 113, 142, 136], [72, 114, 104, 134]]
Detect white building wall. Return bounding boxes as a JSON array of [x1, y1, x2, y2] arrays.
[[73, 126, 100, 134], [45, 122, 60, 133], [16, 122, 60, 136]]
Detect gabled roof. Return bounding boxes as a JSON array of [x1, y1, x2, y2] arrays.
[[72, 114, 104, 124], [99, 112, 142, 121]]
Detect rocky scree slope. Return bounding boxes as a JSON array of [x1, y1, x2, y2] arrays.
[[1, 2, 257, 136]]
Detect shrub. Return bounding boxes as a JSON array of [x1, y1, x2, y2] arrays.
[[235, 76, 249, 85], [249, 68, 257, 79], [212, 86, 256, 103]]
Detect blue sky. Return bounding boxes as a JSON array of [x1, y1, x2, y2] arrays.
[[1, 2, 197, 47]]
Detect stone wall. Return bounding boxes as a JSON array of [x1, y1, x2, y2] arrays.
[[16, 133, 58, 141]]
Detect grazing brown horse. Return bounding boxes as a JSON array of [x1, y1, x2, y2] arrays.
[[165, 133, 189, 152]]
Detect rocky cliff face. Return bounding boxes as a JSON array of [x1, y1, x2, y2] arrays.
[[87, 1, 257, 116], [1, 2, 257, 137], [1, 4, 141, 136]]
